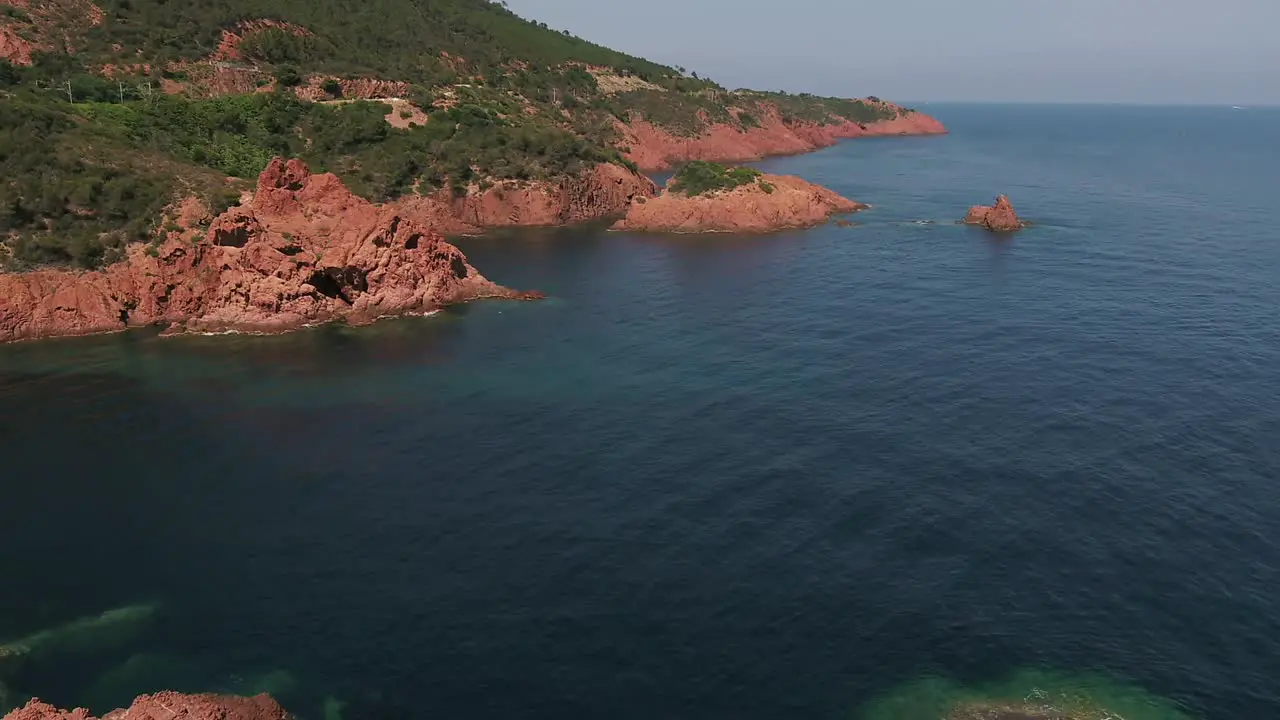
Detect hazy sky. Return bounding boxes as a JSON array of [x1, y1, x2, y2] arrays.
[[501, 0, 1278, 105]]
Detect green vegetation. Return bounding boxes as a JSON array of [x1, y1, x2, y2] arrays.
[[0, 56, 627, 268], [741, 91, 897, 125], [0, 79, 235, 269], [81, 0, 684, 86], [0, 0, 912, 271], [669, 161, 762, 196], [598, 89, 736, 137]]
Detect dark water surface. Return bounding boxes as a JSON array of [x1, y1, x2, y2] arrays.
[[2, 105, 1279, 719]]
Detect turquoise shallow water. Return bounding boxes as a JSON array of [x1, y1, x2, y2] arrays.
[[1, 104, 1279, 719]]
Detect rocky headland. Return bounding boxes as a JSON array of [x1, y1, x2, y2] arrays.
[[4, 693, 289, 720], [963, 195, 1027, 232], [612, 165, 863, 233], [0, 158, 541, 344], [618, 101, 946, 172]]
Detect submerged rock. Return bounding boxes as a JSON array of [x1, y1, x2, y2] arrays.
[[217, 669, 300, 704], [84, 653, 204, 712], [1, 682, 28, 716], [611, 172, 864, 233], [963, 195, 1026, 232], [860, 670, 1194, 720], [0, 605, 158, 672], [321, 697, 345, 720], [947, 701, 1070, 719]]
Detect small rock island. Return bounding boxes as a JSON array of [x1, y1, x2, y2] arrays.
[[963, 195, 1026, 231], [611, 161, 864, 233]]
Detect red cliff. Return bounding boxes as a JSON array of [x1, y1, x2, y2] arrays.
[[394, 163, 657, 235], [963, 195, 1026, 231], [5, 692, 289, 720], [611, 173, 863, 233], [0, 158, 539, 344], [619, 101, 946, 172]]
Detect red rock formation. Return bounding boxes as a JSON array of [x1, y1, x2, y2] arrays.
[[0, 158, 539, 344], [0, 0, 102, 65], [98, 62, 153, 78], [294, 77, 413, 101], [963, 195, 1026, 231], [393, 163, 657, 235], [0, 26, 34, 65], [610, 173, 863, 233], [618, 101, 946, 171], [5, 692, 289, 720]]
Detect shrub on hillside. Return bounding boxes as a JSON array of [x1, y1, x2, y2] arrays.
[[669, 161, 762, 196]]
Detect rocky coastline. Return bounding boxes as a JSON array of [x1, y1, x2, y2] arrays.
[[0, 158, 541, 344], [611, 172, 864, 233], [0, 102, 945, 345], [618, 101, 946, 172]]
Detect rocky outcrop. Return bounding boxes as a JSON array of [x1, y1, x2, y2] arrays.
[[0, 0, 103, 65], [4, 692, 289, 720], [293, 77, 413, 102], [0, 158, 540, 344], [962, 195, 1026, 231], [394, 163, 657, 235], [619, 101, 947, 171], [611, 173, 863, 233], [0, 26, 35, 66]]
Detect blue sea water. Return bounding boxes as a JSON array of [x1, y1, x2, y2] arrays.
[[1, 104, 1279, 719]]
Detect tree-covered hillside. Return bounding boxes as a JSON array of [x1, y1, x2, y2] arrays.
[[72, 0, 689, 85], [0, 0, 907, 270]]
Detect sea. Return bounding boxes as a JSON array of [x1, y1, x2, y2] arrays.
[[1, 104, 1278, 720]]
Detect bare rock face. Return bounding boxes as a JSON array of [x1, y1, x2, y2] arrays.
[[293, 77, 412, 101], [393, 163, 657, 235], [0, 158, 540, 344], [4, 692, 289, 720], [610, 173, 864, 233], [963, 195, 1026, 232]]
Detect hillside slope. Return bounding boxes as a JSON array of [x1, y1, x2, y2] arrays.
[[0, 0, 944, 271]]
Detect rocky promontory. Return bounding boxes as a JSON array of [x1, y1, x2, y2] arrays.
[[963, 195, 1026, 232], [4, 692, 289, 720], [619, 101, 947, 172], [611, 162, 863, 233], [0, 158, 540, 344]]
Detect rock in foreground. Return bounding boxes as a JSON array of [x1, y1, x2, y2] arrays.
[[4, 692, 289, 720], [0, 159, 541, 344], [611, 170, 864, 233], [963, 195, 1026, 232]]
